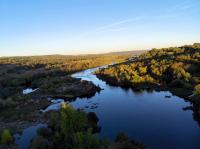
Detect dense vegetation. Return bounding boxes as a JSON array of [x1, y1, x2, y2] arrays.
[[96, 43, 200, 122], [0, 54, 132, 74], [30, 103, 144, 149], [0, 129, 12, 145], [1, 53, 145, 148], [0, 54, 132, 115], [97, 43, 200, 95]]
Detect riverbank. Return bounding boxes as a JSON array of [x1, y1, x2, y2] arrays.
[[29, 103, 145, 149], [0, 78, 101, 133], [69, 64, 200, 149], [1, 48, 200, 148], [1, 54, 131, 132], [96, 72, 200, 123], [95, 43, 200, 124], [1, 54, 132, 148], [2, 64, 200, 149]]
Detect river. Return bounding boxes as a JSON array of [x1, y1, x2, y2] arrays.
[[15, 65, 200, 149]]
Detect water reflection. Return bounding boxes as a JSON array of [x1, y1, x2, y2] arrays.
[[16, 65, 200, 149], [71, 66, 200, 149]]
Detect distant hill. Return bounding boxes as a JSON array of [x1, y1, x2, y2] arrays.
[[0, 50, 146, 58], [106, 50, 146, 56]]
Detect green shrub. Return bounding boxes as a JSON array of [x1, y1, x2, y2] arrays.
[[39, 104, 105, 149], [0, 129, 12, 144], [73, 131, 101, 149], [195, 84, 200, 95], [59, 103, 87, 135], [30, 104, 142, 149]]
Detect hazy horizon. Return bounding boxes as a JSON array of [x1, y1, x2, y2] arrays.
[[0, 42, 198, 57], [1, 0, 200, 56]]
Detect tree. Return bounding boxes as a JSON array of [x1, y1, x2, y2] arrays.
[[0, 129, 12, 144], [195, 84, 200, 95]]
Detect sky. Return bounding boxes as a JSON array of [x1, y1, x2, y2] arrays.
[[0, 0, 200, 56]]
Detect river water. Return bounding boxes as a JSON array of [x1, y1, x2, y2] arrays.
[[16, 66, 200, 149]]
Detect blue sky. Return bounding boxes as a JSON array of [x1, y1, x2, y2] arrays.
[[0, 0, 200, 56]]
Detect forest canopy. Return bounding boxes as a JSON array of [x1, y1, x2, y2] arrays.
[[96, 43, 200, 97]]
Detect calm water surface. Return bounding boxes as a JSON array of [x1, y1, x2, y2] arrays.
[[14, 124, 47, 149], [16, 66, 200, 149], [71, 66, 200, 149]]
